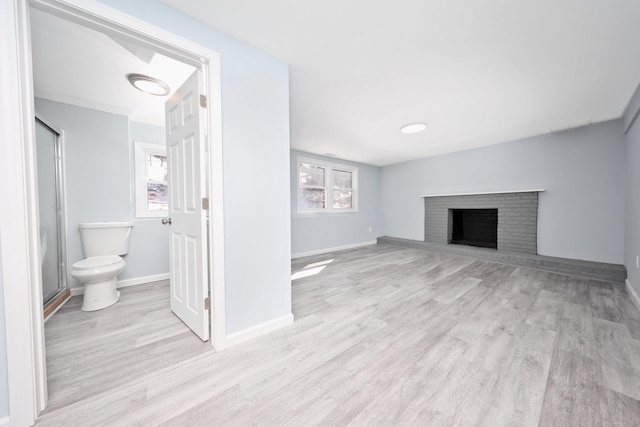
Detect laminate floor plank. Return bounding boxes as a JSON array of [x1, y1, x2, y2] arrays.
[[37, 244, 640, 426], [477, 323, 555, 427], [593, 318, 640, 400], [525, 289, 564, 332], [502, 275, 544, 312], [543, 273, 592, 307], [599, 385, 640, 426], [612, 283, 640, 340], [539, 347, 606, 426], [433, 277, 482, 304], [555, 301, 598, 359], [589, 281, 623, 323]]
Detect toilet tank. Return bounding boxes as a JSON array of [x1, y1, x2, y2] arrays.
[[79, 221, 134, 257]]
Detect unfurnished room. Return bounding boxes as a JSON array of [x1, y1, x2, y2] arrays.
[[1, 0, 640, 426]]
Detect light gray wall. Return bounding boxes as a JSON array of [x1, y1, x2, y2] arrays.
[[290, 150, 383, 256], [0, 235, 8, 417], [381, 119, 626, 264], [624, 83, 640, 297], [127, 122, 169, 279], [96, 0, 292, 334]]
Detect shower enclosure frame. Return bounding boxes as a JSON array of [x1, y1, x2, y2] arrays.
[[35, 114, 70, 319]]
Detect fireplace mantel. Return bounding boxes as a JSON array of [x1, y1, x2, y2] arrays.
[[420, 189, 545, 198]]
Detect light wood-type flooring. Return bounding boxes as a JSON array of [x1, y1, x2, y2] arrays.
[[37, 244, 640, 426]]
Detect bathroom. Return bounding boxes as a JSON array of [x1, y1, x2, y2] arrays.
[[30, 7, 199, 316], [35, 98, 171, 310]]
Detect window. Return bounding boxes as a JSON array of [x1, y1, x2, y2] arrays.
[[297, 156, 358, 213], [134, 141, 168, 218]]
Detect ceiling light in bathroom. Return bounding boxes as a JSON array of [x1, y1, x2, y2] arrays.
[[400, 122, 427, 134], [127, 73, 170, 96]]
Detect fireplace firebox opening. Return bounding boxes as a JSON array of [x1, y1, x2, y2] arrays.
[[449, 208, 498, 249]]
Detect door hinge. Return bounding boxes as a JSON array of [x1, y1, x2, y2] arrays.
[[200, 94, 207, 108], [202, 197, 209, 210], [204, 297, 210, 310]]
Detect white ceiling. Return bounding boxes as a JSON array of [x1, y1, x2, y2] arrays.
[[162, 0, 640, 166], [30, 8, 195, 127], [30, 2, 640, 166]]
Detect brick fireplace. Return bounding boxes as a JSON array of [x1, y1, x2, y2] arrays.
[[423, 191, 542, 255]]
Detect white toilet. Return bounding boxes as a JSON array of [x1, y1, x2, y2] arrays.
[[70, 221, 133, 311]]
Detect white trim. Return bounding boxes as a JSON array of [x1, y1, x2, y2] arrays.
[[420, 189, 546, 198], [292, 240, 377, 259], [225, 314, 294, 348], [70, 273, 170, 296], [1, 1, 46, 424], [0, 416, 10, 427], [30, 0, 213, 67], [117, 272, 170, 288], [625, 279, 640, 313], [207, 60, 227, 350]]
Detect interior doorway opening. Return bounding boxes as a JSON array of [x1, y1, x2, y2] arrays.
[[2, 0, 227, 422]]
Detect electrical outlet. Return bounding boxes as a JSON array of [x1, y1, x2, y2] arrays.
[[368, 226, 373, 233]]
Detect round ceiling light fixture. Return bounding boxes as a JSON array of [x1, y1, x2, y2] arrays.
[[400, 122, 427, 134], [127, 73, 170, 96]]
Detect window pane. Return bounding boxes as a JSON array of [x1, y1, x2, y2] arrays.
[[299, 163, 326, 187], [333, 169, 352, 189], [147, 182, 168, 211], [301, 188, 326, 209], [148, 154, 167, 182], [333, 189, 352, 209]]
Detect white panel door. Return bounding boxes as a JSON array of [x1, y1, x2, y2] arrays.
[[165, 69, 209, 341]]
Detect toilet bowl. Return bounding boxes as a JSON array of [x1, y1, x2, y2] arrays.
[[70, 221, 133, 311], [71, 255, 125, 311]]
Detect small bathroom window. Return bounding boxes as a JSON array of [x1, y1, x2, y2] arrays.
[[134, 141, 168, 218]]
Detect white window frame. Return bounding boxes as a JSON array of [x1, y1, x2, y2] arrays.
[[134, 141, 168, 218], [297, 156, 359, 213]]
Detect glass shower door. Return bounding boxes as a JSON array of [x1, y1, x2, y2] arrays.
[[35, 117, 69, 313]]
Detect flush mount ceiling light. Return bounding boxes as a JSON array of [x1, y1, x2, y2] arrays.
[[400, 122, 427, 134], [127, 73, 170, 96]]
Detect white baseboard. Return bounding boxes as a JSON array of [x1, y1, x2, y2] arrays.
[[226, 313, 294, 347], [0, 416, 9, 427], [626, 279, 640, 312], [117, 273, 170, 289], [292, 240, 377, 259], [70, 273, 170, 296]]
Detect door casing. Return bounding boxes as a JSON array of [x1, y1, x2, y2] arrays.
[[1, 0, 227, 424]]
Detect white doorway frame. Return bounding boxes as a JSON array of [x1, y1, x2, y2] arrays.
[[0, 0, 226, 424]]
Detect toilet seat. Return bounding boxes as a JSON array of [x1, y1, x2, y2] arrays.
[[73, 255, 122, 270]]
